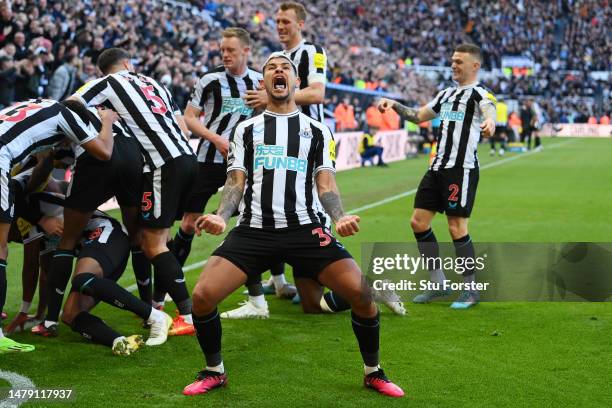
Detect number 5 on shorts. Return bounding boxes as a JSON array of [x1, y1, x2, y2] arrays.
[[142, 192, 153, 211]]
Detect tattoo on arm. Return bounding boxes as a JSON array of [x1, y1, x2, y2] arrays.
[[481, 103, 496, 121], [216, 172, 244, 222], [392, 102, 420, 123], [320, 191, 345, 223]]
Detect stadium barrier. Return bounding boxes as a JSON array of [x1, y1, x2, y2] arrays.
[[539, 124, 612, 138], [100, 130, 415, 210], [335, 130, 415, 170]]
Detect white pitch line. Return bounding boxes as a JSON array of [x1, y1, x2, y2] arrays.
[[0, 370, 36, 407], [348, 140, 574, 214], [123, 139, 574, 291]]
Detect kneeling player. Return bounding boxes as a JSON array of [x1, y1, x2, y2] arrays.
[[182, 53, 403, 397], [61, 209, 172, 354]]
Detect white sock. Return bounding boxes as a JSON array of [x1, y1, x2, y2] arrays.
[[112, 336, 126, 348], [181, 314, 193, 324], [249, 295, 267, 308], [272, 274, 287, 289], [364, 365, 380, 375], [148, 308, 162, 323], [44, 320, 57, 328], [0, 327, 4, 338], [206, 362, 224, 374], [319, 296, 334, 313], [20, 301, 31, 314], [429, 269, 446, 285]]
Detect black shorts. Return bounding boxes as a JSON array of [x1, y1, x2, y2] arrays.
[[494, 125, 508, 138], [184, 163, 227, 213], [140, 154, 197, 228], [213, 223, 353, 281], [0, 168, 16, 223], [65, 136, 143, 211], [414, 167, 479, 217], [78, 221, 130, 281]]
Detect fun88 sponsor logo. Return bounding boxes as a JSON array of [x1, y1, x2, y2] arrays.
[[254, 144, 307, 173], [439, 102, 465, 122], [221, 98, 254, 115]]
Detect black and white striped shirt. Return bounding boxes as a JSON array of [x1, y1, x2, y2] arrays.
[[284, 40, 327, 122], [74, 70, 193, 171], [228, 110, 335, 229], [427, 82, 496, 170], [0, 99, 98, 170], [189, 66, 262, 164]]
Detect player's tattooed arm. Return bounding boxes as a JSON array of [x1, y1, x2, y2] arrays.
[[481, 102, 496, 121], [316, 171, 345, 223], [391, 102, 421, 123], [377, 97, 433, 123], [216, 170, 246, 222], [480, 102, 497, 137]]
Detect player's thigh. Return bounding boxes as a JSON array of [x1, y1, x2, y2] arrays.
[[192, 255, 248, 309], [295, 277, 324, 313], [60, 207, 94, 249]]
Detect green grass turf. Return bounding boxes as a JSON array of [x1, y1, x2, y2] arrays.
[[2, 137, 612, 407]]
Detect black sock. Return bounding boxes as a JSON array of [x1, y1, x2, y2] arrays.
[[172, 228, 194, 267], [454, 234, 476, 277], [131, 247, 152, 305], [72, 273, 152, 320], [323, 291, 351, 312], [45, 250, 75, 322], [0, 260, 6, 315], [270, 263, 284, 276], [351, 311, 380, 367], [247, 282, 263, 296], [414, 228, 440, 261], [151, 251, 191, 315], [153, 285, 166, 306], [71, 311, 121, 347], [193, 309, 222, 367]]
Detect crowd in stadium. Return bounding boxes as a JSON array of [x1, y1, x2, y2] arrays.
[[0, 0, 609, 124]]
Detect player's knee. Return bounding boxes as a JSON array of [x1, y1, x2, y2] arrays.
[[71, 272, 97, 295], [180, 214, 198, 235], [191, 285, 217, 315], [448, 223, 467, 239], [410, 215, 428, 232]]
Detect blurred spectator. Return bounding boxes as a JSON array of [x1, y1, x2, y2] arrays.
[[334, 97, 357, 131], [46, 54, 82, 101], [359, 128, 387, 167], [0, 55, 15, 107]]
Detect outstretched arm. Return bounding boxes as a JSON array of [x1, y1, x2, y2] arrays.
[[195, 170, 246, 235], [315, 170, 360, 237], [377, 98, 435, 124]]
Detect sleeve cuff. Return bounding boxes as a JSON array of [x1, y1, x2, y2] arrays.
[[314, 166, 335, 175], [307, 74, 326, 84], [227, 166, 247, 174]]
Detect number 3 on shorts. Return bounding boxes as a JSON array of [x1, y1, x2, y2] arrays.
[[312, 227, 332, 247]]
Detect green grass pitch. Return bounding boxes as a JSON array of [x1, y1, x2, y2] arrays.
[[2, 137, 611, 407]]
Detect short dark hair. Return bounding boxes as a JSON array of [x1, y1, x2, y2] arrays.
[[60, 99, 91, 124], [454, 43, 482, 62], [97, 48, 130, 74]]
